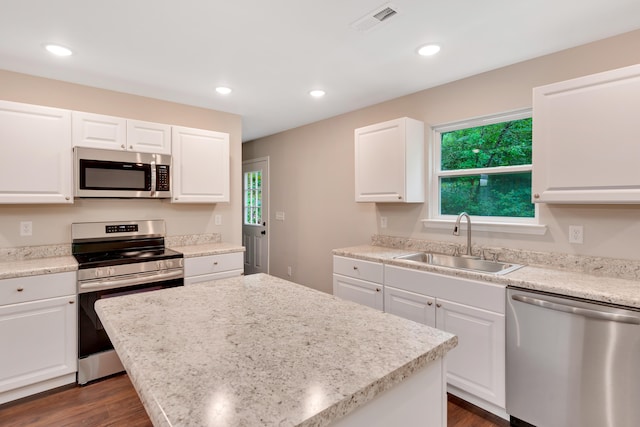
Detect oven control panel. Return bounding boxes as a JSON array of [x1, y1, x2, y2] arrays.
[[105, 224, 139, 233]]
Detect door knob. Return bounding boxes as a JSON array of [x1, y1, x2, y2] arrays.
[[261, 230, 266, 235]]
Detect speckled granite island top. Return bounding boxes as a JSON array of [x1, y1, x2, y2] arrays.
[[95, 273, 457, 427]]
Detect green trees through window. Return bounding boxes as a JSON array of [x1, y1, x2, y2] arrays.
[[437, 114, 534, 219]]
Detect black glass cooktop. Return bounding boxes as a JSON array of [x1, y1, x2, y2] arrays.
[[72, 237, 182, 269]]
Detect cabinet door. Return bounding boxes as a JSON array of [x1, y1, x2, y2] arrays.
[[127, 119, 171, 154], [436, 298, 505, 407], [72, 111, 127, 150], [384, 285, 436, 327], [333, 274, 383, 311], [532, 64, 640, 203], [0, 101, 73, 203], [354, 117, 424, 203], [172, 126, 230, 203], [0, 296, 77, 396]]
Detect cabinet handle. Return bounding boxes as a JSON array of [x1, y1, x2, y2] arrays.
[[398, 195, 402, 200], [427, 301, 433, 306], [65, 196, 70, 201], [436, 303, 442, 308], [17, 287, 24, 292], [213, 261, 219, 266], [375, 288, 381, 292], [121, 144, 125, 149], [353, 266, 358, 270], [69, 300, 75, 304], [533, 193, 540, 199], [129, 145, 133, 150]]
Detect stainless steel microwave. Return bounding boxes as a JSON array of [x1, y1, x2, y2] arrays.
[[74, 147, 171, 198]]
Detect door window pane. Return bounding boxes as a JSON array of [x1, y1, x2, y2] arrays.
[[244, 170, 262, 225]]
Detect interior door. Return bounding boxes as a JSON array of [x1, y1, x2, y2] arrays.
[[242, 158, 269, 275]]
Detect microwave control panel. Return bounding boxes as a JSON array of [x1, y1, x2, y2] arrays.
[[156, 165, 170, 191]]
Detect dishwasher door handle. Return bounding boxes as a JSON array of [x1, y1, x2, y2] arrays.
[[512, 294, 640, 325]]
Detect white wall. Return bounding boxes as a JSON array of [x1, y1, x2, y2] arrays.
[[242, 29, 640, 294], [0, 70, 243, 247]]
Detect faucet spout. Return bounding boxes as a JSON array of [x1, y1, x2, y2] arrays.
[[453, 212, 472, 257]]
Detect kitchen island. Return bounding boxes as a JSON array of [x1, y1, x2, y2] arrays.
[[95, 273, 457, 427]]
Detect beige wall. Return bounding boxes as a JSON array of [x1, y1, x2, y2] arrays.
[[243, 29, 640, 294], [0, 70, 242, 246]]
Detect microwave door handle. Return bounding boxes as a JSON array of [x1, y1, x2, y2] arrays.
[[150, 158, 157, 196]]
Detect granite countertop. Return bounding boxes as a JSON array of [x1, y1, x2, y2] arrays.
[[95, 273, 457, 427], [0, 240, 245, 280], [0, 256, 77, 280], [333, 245, 640, 309]]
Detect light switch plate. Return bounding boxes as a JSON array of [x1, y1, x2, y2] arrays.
[[569, 225, 583, 244], [20, 221, 32, 236]]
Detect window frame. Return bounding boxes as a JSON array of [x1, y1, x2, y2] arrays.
[[426, 108, 544, 232]]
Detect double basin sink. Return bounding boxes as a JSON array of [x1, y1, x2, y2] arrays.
[[394, 252, 523, 275]]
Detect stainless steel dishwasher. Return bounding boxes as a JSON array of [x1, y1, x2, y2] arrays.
[[506, 287, 640, 427]]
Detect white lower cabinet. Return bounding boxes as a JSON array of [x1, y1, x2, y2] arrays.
[[384, 286, 435, 327], [333, 256, 384, 311], [0, 271, 77, 404], [435, 298, 505, 409], [184, 252, 244, 285], [384, 264, 506, 415]]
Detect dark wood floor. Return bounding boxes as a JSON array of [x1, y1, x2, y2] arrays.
[[0, 374, 510, 426]]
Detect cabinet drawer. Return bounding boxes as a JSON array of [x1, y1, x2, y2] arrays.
[[184, 252, 244, 277], [0, 272, 76, 306], [333, 256, 383, 283]]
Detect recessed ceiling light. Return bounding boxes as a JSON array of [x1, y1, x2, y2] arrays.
[[44, 44, 73, 57], [417, 44, 441, 56], [215, 86, 232, 95], [310, 90, 326, 98]]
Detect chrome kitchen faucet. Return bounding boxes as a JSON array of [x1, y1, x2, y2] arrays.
[[453, 212, 472, 257]]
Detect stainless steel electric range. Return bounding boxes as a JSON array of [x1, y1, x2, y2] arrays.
[[72, 220, 184, 384]]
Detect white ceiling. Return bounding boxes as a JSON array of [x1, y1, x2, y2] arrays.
[[1, 1, 639, 142]]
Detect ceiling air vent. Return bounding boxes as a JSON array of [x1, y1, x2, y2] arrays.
[[350, 3, 399, 32]]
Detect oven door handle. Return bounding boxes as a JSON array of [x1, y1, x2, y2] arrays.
[[78, 269, 183, 293]]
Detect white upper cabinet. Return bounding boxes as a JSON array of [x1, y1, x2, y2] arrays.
[[171, 126, 230, 203], [355, 117, 424, 203], [0, 100, 73, 204], [532, 64, 640, 203], [126, 119, 171, 154], [73, 112, 171, 154], [72, 112, 126, 151]]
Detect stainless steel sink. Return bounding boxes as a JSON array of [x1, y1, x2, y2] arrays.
[[394, 252, 523, 275]]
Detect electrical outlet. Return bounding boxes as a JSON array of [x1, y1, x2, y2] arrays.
[[20, 221, 33, 236], [569, 225, 584, 244], [380, 216, 388, 228], [276, 211, 285, 221], [214, 215, 222, 226]]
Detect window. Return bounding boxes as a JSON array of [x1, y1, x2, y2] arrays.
[[244, 170, 262, 225], [431, 110, 535, 224]]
